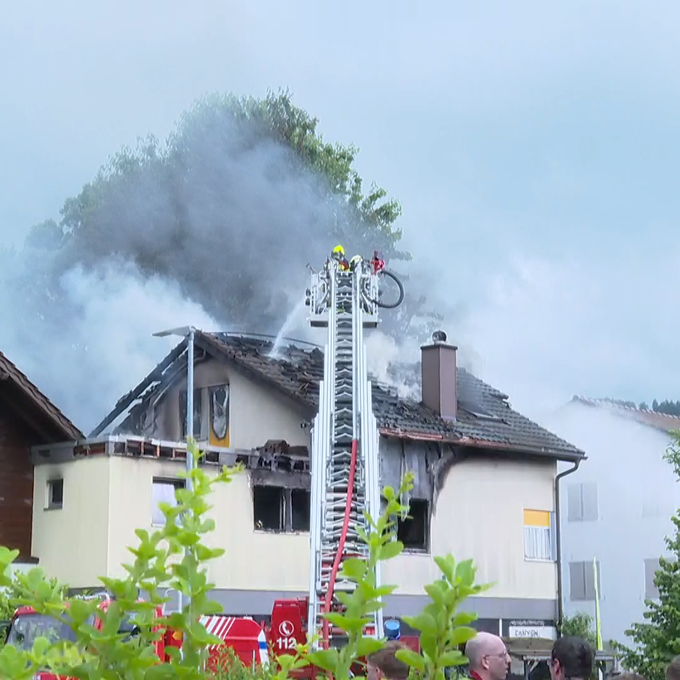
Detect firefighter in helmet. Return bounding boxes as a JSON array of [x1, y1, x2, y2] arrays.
[[330, 245, 350, 271]]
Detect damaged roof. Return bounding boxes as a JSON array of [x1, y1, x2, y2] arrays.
[[91, 332, 584, 461], [571, 395, 680, 434], [0, 350, 83, 442]]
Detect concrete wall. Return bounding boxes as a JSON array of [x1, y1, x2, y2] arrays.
[[544, 402, 678, 646]]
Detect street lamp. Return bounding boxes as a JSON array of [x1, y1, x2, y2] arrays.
[[152, 325, 196, 492], [152, 325, 197, 623]]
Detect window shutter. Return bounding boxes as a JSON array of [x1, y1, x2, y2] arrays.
[[567, 484, 583, 521], [582, 483, 599, 521], [569, 561, 586, 601], [644, 558, 660, 599], [583, 560, 601, 600]]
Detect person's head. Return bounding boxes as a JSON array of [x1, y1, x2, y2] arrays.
[[667, 656, 680, 680], [549, 636, 594, 680], [332, 245, 345, 261], [366, 640, 410, 680], [465, 631, 511, 680]]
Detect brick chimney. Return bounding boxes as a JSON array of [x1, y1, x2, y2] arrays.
[[421, 330, 457, 420]]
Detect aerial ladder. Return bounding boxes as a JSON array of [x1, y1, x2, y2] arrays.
[[305, 253, 404, 650]]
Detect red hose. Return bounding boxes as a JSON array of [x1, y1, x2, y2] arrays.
[[321, 438, 358, 649]]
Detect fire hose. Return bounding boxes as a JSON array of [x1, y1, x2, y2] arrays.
[[321, 438, 359, 648]]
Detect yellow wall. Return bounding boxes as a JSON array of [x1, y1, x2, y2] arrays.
[[31, 457, 111, 586], [382, 457, 558, 600], [157, 359, 310, 449], [32, 454, 556, 603]]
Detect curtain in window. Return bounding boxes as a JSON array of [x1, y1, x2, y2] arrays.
[[523, 509, 553, 560]]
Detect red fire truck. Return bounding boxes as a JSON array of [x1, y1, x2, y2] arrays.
[[1, 593, 417, 678]]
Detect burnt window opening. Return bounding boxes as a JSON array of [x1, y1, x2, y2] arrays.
[[47, 479, 64, 510], [179, 388, 203, 439], [254, 486, 285, 531], [253, 485, 310, 533], [397, 499, 429, 551], [291, 489, 310, 532]]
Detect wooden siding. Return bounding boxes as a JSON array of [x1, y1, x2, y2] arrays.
[[0, 409, 35, 559]]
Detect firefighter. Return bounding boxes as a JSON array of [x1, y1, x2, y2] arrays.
[[330, 245, 350, 271]]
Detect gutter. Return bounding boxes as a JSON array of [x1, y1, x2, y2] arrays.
[[554, 458, 581, 630]]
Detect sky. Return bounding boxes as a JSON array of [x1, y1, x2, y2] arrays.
[[2, 0, 680, 426]]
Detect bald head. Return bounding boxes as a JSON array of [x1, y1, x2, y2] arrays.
[[465, 632, 510, 680]]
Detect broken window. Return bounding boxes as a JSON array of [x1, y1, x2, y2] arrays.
[[152, 478, 185, 526], [209, 384, 230, 447], [253, 486, 285, 531], [291, 489, 310, 532], [253, 485, 310, 533], [397, 498, 429, 551], [179, 388, 202, 439], [47, 479, 64, 510]]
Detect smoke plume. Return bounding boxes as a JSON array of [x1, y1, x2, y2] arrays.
[[0, 100, 432, 434]]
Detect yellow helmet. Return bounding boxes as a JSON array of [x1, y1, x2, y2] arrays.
[[331, 245, 345, 260]]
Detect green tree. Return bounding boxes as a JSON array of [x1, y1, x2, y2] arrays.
[[614, 430, 680, 680], [559, 613, 597, 648]]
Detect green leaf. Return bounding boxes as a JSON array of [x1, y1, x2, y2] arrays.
[[452, 611, 478, 626], [306, 649, 340, 672], [356, 636, 385, 657], [449, 625, 478, 645], [434, 555, 455, 582], [395, 648, 426, 671], [403, 612, 438, 635], [455, 559, 476, 587], [340, 558, 368, 580], [378, 540, 404, 561], [438, 650, 467, 667]]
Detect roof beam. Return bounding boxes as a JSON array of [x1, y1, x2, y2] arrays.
[[88, 338, 189, 437]]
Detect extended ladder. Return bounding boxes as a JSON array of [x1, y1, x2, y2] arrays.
[[306, 259, 384, 649]]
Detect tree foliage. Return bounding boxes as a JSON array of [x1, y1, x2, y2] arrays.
[[614, 430, 680, 680], [559, 613, 597, 649]]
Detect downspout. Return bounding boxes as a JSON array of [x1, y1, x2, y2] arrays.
[[555, 458, 581, 632]]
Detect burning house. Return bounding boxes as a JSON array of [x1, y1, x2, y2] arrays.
[[27, 331, 584, 644]]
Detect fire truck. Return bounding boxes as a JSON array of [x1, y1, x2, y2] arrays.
[[1, 251, 408, 674]]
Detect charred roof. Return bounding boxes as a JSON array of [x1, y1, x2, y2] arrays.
[[90, 331, 584, 462]]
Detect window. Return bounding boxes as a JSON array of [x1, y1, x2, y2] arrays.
[[46, 479, 63, 510], [179, 388, 203, 439], [253, 485, 310, 533], [567, 482, 598, 522], [208, 384, 230, 447], [291, 489, 310, 532], [397, 499, 429, 551], [569, 560, 601, 601], [524, 509, 555, 561], [152, 478, 185, 526], [254, 486, 285, 531], [644, 558, 660, 599]]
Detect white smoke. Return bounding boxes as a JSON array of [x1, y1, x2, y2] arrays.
[[0, 259, 219, 434]]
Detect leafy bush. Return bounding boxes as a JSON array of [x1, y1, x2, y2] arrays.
[[0, 444, 489, 679]]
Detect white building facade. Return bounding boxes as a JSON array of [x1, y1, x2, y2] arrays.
[[544, 397, 680, 647]]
